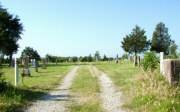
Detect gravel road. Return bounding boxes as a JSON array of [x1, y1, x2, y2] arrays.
[[25, 66, 79, 112], [92, 66, 126, 112]]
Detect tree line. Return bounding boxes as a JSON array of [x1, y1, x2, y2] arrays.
[[1, 46, 114, 64], [45, 51, 114, 63]]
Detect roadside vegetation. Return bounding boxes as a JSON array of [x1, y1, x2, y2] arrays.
[[96, 61, 180, 112], [70, 66, 102, 112], [0, 64, 73, 112]]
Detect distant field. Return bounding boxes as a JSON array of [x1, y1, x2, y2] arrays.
[[95, 61, 180, 112], [0, 63, 74, 112]]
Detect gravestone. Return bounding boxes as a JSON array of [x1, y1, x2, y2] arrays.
[[34, 59, 38, 72], [22, 56, 31, 77], [42, 59, 47, 69], [31, 59, 36, 67], [115, 54, 119, 64]]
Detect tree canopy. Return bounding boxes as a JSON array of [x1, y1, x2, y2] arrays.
[[21, 47, 41, 61], [121, 25, 149, 55], [0, 4, 23, 65], [151, 22, 171, 54]]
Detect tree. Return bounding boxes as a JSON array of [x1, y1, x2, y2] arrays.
[[21, 47, 41, 61], [168, 40, 178, 58], [122, 26, 149, 55], [0, 5, 23, 66], [121, 26, 149, 65], [102, 55, 108, 61], [151, 22, 171, 54], [72, 56, 78, 62], [80, 56, 88, 62], [87, 54, 93, 62]]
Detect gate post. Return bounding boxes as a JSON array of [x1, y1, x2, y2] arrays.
[[160, 52, 164, 75]]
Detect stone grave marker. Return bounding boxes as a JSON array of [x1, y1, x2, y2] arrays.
[[22, 56, 31, 77], [31, 59, 36, 67], [115, 54, 119, 64], [42, 59, 47, 69]]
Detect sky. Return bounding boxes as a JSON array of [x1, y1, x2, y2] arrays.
[[1, 0, 180, 57]]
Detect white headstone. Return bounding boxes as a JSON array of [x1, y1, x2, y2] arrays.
[[31, 59, 36, 67]]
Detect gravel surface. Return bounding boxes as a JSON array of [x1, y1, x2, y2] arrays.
[[25, 66, 79, 112], [92, 66, 126, 112]]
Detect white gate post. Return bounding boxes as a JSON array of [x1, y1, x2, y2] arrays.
[[160, 52, 164, 75], [14, 57, 19, 86]]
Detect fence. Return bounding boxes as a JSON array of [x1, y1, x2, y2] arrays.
[[160, 52, 180, 84]]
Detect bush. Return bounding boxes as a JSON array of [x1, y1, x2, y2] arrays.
[[142, 52, 159, 71]]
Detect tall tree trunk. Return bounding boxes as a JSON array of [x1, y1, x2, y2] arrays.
[[134, 52, 137, 66]]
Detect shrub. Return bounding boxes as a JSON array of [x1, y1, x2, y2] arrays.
[[142, 52, 159, 71]]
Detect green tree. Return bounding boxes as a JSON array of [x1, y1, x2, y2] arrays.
[[21, 47, 41, 61], [168, 40, 178, 58], [151, 22, 171, 54], [121, 25, 149, 57], [102, 55, 108, 61], [0, 5, 23, 66], [72, 56, 78, 62], [87, 54, 93, 62], [80, 56, 88, 62]]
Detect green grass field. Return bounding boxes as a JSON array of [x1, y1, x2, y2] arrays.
[[95, 61, 180, 112], [70, 65, 102, 112], [0, 64, 74, 112], [0, 61, 179, 112]]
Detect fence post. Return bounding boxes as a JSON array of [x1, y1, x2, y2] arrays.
[[160, 52, 164, 75], [14, 57, 19, 86]]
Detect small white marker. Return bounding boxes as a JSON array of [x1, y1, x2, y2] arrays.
[[14, 56, 19, 86]]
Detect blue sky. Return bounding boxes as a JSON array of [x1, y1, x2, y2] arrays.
[[1, 0, 180, 57]]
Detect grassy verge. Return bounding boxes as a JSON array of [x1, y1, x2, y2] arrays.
[[70, 65, 102, 112], [0, 64, 74, 112], [95, 61, 180, 112]]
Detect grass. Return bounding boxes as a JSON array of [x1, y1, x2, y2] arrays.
[[70, 65, 102, 112], [0, 63, 74, 112], [95, 60, 180, 112]]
